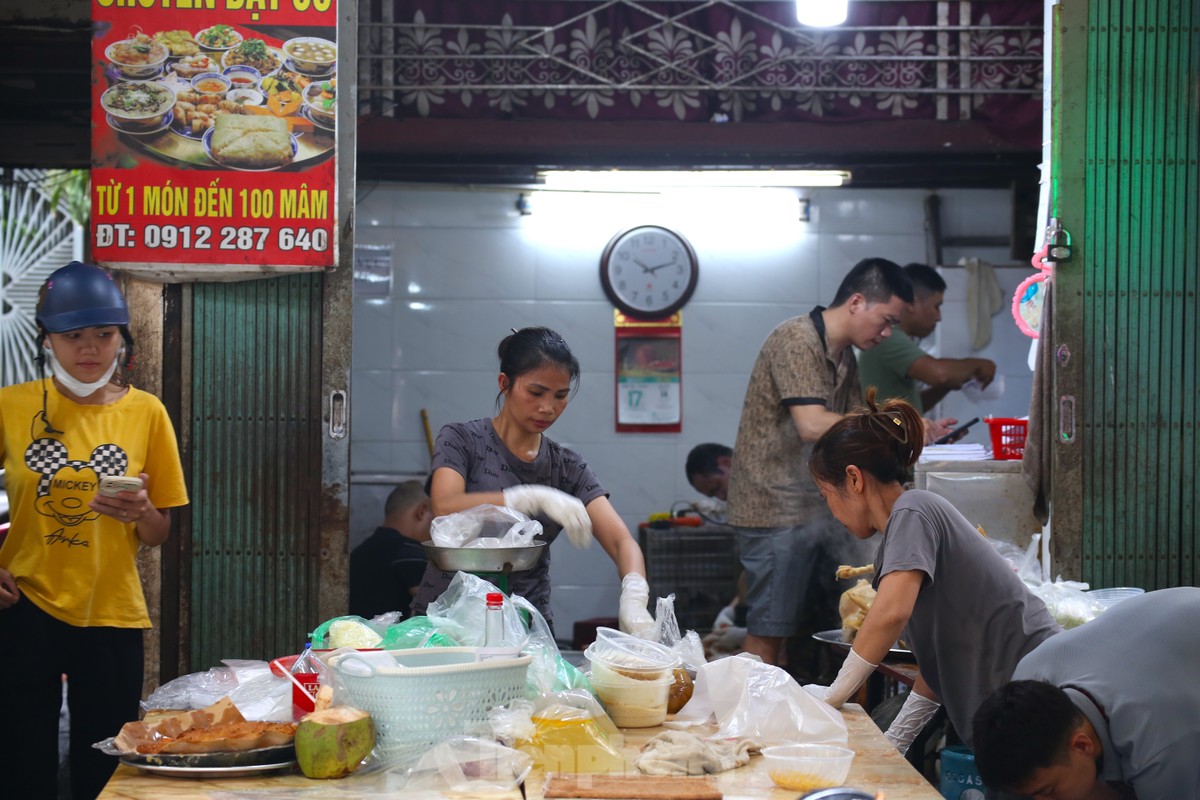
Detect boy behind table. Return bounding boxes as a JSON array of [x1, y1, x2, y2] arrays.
[[349, 480, 433, 619]]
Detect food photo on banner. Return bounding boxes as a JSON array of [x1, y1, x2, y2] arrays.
[[91, 1, 338, 269]]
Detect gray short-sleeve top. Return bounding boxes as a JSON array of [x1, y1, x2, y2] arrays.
[[873, 490, 1060, 745], [410, 418, 607, 628], [1014, 587, 1200, 798]]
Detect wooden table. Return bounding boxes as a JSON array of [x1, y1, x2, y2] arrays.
[[100, 705, 942, 799]]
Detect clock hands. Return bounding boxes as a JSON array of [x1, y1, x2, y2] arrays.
[[632, 258, 676, 275]]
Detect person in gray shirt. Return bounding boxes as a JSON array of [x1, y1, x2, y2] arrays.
[[802, 389, 1059, 753], [410, 327, 654, 637], [973, 587, 1200, 800]]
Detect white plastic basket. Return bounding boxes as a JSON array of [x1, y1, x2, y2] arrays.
[[329, 647, 531, 764]]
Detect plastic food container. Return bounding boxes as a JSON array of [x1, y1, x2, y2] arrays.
[[584, 626, 678, 683], [589, 674, 673, 728], [1087, 587, 1144, 609], [761, 744, 854, 792]]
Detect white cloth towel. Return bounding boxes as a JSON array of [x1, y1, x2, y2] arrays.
[[635, 730, 759, 776], [960, 257, 1005, 351]]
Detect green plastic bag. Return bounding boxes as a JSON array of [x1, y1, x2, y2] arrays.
[[379, 615, 459, 649]]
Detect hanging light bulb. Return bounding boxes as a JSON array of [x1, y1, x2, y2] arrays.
[[795, 0, 849, 27]]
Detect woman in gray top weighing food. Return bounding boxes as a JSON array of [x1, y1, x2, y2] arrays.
[[411, 327, 653, 636], [802, 389, 1059, 753]]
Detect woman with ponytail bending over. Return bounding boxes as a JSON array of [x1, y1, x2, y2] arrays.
[[801, 389, 1058, 756]]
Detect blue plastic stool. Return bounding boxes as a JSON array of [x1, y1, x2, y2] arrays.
[[939, 745, 987, 800]]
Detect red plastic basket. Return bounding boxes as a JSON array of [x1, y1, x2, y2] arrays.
[[986, 417, 1028, 460]]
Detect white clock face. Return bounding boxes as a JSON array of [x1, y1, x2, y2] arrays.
[[602, 226, 698, 318]]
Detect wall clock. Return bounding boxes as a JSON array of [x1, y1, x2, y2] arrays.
[[600, 225, 699, 319]]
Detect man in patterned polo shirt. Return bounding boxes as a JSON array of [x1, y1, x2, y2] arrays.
[[727, 258, 913, 670]]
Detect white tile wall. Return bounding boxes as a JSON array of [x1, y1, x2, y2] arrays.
[[350, 185, 1037, 635]]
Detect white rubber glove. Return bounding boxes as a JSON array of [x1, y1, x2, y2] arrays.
[[502, 485, 592, 548], [884, 690, 941, 754], [618, 573, 655, 636], [713, 603, 737, 630], [802, 649, 877, 708]]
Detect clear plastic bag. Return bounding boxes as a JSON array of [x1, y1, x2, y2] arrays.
[[311, 613, 459, 651], [667, 653, 848, 746], [143, 665, 238, 711], [430, 504, 541, 547], [487, 698, 538, 746], [513, 694, 628, 774], [1029, 579, 1101, 629], [311, 615, 386, 649], [426, 572, 591, 695], [142, 660, 291, 722], [647, 594, 706, 672], [403, 736, 533, 793]]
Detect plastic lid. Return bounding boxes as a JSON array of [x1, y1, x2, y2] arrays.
[[584, 626, 678, 671], [486, 592, 504, 605]]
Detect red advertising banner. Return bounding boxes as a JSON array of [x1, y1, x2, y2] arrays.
[[91, 1, 338, 269]]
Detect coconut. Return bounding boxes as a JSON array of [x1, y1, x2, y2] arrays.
[[295, 706, 376, 779]]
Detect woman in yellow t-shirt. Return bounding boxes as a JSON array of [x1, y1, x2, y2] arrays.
[[0, 262, 189, 800]]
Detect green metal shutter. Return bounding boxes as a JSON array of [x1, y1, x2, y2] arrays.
[[1056, 0, 1199, 590], [188, 273, 324, 668]]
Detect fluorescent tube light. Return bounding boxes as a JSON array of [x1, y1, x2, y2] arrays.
[[796, 0, 849, 27], [539, 169, 849, 190]]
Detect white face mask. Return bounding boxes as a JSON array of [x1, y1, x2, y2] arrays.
[[44, 344, 120, 398]]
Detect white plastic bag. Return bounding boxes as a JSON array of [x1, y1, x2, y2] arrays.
[[667, 653, 847, 746], [961, 374, 1005, 403], [403, 736, 532, 793], [1030, 579, 1100, 629], [430, 503, 541, 548]]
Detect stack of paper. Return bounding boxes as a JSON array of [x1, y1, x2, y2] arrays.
[[919, 443, 991, 462]]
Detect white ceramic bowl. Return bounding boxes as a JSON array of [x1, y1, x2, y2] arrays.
[[222, 65, 262, 91], [761, 744, 854, 792], [190, 72, 231, 96], [283, 36, 337, 74], [105, 37, 170, 79], [303, 81, 336, 122], [226, 88, 265, 107], [100, 81, 175, 128]]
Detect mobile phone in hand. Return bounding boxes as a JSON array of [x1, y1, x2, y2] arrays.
[[934, 417, 980, 445], [99, 475, 144, 497]]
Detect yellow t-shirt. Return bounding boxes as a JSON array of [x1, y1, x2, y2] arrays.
[[0, 380, 189, 628]]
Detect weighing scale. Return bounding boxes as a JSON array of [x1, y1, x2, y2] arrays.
[[422, 541, 546, 595]]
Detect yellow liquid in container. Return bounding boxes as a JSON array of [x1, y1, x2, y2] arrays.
[[518, 714, 628, 774], [768, 770, 837, 792]]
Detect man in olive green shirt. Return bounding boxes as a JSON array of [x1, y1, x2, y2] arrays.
[[858, 263, 996, 427]]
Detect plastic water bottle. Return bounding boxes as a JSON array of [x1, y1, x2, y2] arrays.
[[484, 592, 505, 646], [290, 641, 320, 720]]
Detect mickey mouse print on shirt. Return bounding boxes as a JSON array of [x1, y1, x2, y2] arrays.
[[25, 437, 130, 531]]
